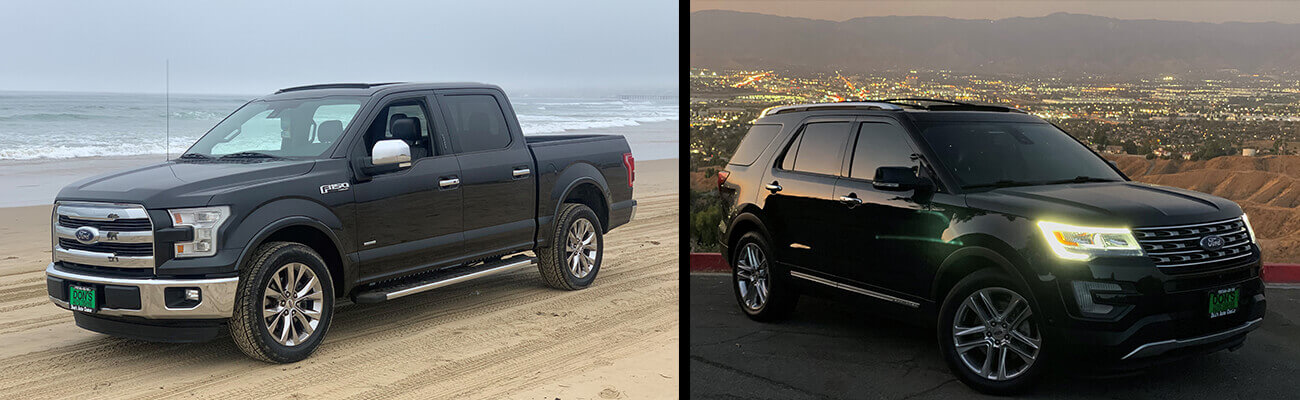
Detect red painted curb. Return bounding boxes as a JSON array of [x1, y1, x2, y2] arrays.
[[689, 253, 729, 272], [689, 252, 1300, 283]]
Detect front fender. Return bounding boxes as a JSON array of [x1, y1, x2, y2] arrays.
[[226, 197, 349, 279]]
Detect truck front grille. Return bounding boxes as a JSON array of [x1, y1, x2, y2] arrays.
[[1132, 217, 1255, 270], [53, 202, 155, 270]]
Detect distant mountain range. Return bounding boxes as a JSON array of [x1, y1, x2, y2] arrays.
[[690, 10, 1300, 75]]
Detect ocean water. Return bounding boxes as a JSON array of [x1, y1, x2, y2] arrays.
[[0, 91, 677, 161]]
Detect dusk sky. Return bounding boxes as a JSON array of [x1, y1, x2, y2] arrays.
[[690, 0, 1300, 24], [0, 1, 678, 96]]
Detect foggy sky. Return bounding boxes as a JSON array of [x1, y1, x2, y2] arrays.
[[691, 0, 1300, 24], [0, 1, 678, 96]]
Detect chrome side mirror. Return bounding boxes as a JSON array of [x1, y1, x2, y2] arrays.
[[371, 139, 411, 166]]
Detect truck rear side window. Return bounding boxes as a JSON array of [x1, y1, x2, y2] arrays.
[[728, 124, 782, 166], [442, 95, 512, 153], [779, 122, 850, 176]]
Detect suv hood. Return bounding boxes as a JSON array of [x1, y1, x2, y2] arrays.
[[964, 181, 1243, 228], [56, 160, 316, 209]]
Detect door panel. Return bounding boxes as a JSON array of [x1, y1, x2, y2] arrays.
[[759, 119, 853, 274], [353, 155, 464, 280]]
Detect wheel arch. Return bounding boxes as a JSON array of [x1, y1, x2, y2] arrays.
[[932, 241, 1036, 306], [231, 200, 350, 297], [723, 206, 770, 263]]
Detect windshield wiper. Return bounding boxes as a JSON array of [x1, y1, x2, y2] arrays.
[[217, 151, 281, 159], [178, 153, 211, 160], [1043, 176, 1121, 185], [962, 180, 1041, 190]]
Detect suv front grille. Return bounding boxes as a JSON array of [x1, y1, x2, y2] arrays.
[[1132, 217, 1255, 270], [57, 238, 153, 257], [58, 215, 152, 231]]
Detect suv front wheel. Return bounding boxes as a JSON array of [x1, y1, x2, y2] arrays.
[[938, 269, 1047, 395]]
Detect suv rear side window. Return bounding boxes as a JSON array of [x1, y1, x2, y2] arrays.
[[779, 122, 851, 176], [729, 124, 782, 166], [441, 94, 511, 153], [849, 122, 917, 180]]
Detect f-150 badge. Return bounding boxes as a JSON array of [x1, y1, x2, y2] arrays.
[[320, 182, 350, 194]]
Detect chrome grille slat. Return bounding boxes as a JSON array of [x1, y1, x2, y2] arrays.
[[1133, 217, 1255, 270], [53, 202, 155, 270]]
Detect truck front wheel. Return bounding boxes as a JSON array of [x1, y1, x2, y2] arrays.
[[537, 203, 604, 290], [229, 241, 335, 363]]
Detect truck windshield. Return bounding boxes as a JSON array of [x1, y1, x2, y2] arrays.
[[914, 121, 1125, 190], [184, 96, 366, 159]]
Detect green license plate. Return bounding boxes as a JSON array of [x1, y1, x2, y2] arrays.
[[69, 285, 96, 312], [1208, 287, 1239, 318]]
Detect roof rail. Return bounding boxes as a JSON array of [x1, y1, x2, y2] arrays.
[[880, 98, 1026, 113], [274, 82, 404, 94], [758, 101, 903, 118]]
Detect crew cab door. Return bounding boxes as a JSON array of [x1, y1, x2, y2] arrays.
[[758, 118, 853, 275], [351, 92, 465, 280], [435, 89, 537, 259], [830, 119, 945, 298]]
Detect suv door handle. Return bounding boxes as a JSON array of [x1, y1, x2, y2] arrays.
[[513, 168, 531, 178], [765, 182, 783, 192], [839, 195, 862, 205], [439, 177, 461, 188]]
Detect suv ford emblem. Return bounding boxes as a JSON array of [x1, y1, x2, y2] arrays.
[[1199, 235, 1226, 251], [74, 226, 99, 244]]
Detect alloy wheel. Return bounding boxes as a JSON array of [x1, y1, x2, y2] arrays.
[[952, 287, 1042, 381], [735, 243, 770, 310], [263, 262, 325, 346], [565, 218, 598, 278]]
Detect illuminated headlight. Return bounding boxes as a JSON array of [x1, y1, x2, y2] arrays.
[[168, 206, 230, 258], [1037, 221, 1144, 261], [1242, 213, 1258, 244]]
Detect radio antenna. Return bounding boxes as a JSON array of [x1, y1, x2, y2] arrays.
[[165, 59, 170, 160]]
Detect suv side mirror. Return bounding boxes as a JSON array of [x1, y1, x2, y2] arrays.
[[361, 139, 411, 175], [873, 166, 933, 192]]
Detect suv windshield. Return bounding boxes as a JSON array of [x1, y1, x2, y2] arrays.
[[915, 121, 1124, 190], [184, 96, 365, 159]]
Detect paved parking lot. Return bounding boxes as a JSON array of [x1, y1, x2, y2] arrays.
[[689, 274, 1300, 399]]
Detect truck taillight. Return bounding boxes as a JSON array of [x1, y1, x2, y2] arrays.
[[622, 153, 634, 187], [717, 171, 730, 189]]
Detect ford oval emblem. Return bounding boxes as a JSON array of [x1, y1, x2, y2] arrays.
[[74, 226, 99, 244], [1199, 235, 1225, 251]]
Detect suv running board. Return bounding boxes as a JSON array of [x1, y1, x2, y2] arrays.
[[351, 255, 536, 303]]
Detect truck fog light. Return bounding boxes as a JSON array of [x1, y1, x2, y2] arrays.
[[185, 288, 201, 301], [1073, 281, 1121, 316]]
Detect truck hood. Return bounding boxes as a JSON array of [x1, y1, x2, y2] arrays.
[[56, 160, 316, 209], [964, 181, 1243, 228]]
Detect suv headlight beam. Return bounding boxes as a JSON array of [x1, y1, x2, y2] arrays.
[[1037, 221, 1144, 261]]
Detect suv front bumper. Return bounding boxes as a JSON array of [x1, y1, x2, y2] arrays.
[[45, 263, 238, 319]]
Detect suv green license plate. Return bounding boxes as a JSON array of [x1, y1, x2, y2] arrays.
[[68, 285, 96, 312], [1208, 287, 1239, 319]]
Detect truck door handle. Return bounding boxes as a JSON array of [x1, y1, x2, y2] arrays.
[[765, 182, 782, 192], [513, 168, 531, 178], [439, 178, 460, 188], [839, 195, 862, 205]]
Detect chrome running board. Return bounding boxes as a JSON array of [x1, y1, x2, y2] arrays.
[[353, 255, 535, 303]]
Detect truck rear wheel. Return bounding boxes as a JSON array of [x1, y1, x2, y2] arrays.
[[537, 203, 603, 290], [229, 241, 335, 363]]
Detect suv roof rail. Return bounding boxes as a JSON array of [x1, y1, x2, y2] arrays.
[[758, 101, 904, 118], [274, 82, 404, 94], [880, 98, 1026, 113]]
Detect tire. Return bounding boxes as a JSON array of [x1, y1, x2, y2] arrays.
[[230, 241, 335, 363], [937, 269, 1047, 395], [537, 203, 603, 290], [730, 231, 796, 321]]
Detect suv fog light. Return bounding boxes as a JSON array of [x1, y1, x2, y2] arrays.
[[1072, 281, 1121, 316]]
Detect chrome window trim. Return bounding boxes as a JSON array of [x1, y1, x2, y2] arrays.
[[790, 270, 920, 308]]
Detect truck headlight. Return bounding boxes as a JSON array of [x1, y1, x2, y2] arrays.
[[1242, 213, 1257, 244], [168, 206, 230, 258], [1037, 221, 1144, 261]]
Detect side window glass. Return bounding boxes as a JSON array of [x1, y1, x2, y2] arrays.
[[363, 100, 434, 160], [778, 130, 802, 171], [788, 122, 851, 175], [441, 94, 512, 153], [850, 123, 918, 180]]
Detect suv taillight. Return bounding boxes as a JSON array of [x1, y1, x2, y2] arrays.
[[622, 153, 634, 187], [717, 170, 730, 189]]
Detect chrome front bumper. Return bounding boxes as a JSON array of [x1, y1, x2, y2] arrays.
[[1121, 317, 1263, 360], [46, 263, 238, 319]]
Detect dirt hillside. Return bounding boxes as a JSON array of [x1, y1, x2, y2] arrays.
[[1109, 154, 1300, 264]]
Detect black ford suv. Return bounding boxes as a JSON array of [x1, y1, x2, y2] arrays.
[[46, 82, 636, 362], [716, 99, 1265, 394]]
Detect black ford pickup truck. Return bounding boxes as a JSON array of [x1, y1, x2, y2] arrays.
[[45, 82, 636, 362], [717, 99, 1264, 394]]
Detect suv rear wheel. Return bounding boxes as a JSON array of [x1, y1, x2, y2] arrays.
[[731, 232, 796, 321], [230, 242, 335, 363], [938, 269, 1046, 395]]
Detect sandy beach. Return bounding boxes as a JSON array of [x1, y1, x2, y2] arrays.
[[0, 153, 679, 398]]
